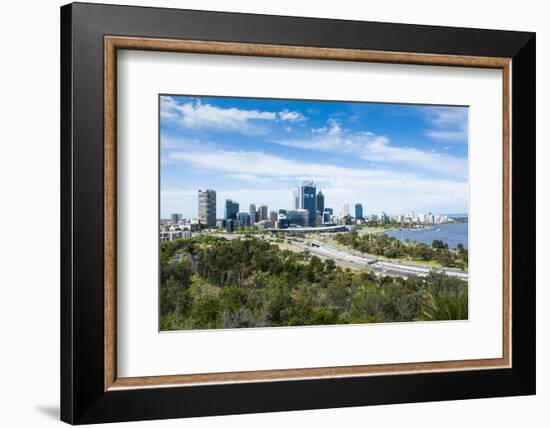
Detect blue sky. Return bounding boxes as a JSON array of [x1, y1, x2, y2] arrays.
[[160, 95, 468, 219]]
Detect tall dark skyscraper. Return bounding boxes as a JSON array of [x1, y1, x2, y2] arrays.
[[249, 204, 257, 224], [355, 203, 363, 220], [198, 189, 216, 227], [316, 190, 325, 214], [258, 205, 268, 221], [300, 181, 317, 226], [224, 199, 239, 220]]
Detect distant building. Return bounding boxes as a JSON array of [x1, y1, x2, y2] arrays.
[[237, 211, 250, 227], [249, 204, 257, 224], [224, 218, 240, 232], [380, 211, 388, 223], [256, 220, 271, 230], [292, 188, 300, 210], [198, 189, 216, 227], [170, 213, 182, 225], [341, 203, 350, 217], [322, 209, 332, 224], [315, 211, 322, 226], [316, 190, 325, 214], [286, 209, 308, 226], [160, 230, 190, 242], [224, 199, 239, 220], [269, 210, 278, 225], [355, 203, 363, 220], [300, 181, 317, 226], [258, 205, 269, 221], [277, 218, 290, 229]]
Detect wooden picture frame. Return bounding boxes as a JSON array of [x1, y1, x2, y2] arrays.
[[61, 2, 535, 424]]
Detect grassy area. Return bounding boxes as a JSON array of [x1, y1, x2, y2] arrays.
[[330, 236, 467, 271], [357, 226, 395, 235]]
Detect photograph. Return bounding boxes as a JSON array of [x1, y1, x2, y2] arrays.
[[159, 95, 469, 331], [55, 3, 537, 424]]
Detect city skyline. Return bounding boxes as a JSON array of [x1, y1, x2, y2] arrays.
[[161, 95, 468, 219], [166, 184, 461, 225]]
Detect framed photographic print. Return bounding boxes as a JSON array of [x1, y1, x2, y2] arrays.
[[60, 2, 536, 424]]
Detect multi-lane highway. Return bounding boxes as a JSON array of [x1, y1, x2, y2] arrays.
[[299, 237, 468, 280], [206, 232, 468, 280]]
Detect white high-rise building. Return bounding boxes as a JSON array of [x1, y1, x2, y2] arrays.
[[198, 189, 216, 227], [341, 203, 350, 217], [292, 188, 300, 210]]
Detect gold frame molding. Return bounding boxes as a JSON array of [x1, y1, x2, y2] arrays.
[[104, 36, 512, 391]]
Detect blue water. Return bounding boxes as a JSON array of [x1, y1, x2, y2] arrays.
[[385, 223, 468, 249]]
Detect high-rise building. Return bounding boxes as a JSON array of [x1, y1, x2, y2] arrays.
[[322, 210, 332, 224], [258, 205, 268, 221], [224, 218, 240, 232], [341, 203, 350, 217], [316, 190, 325, 214], [269, 210, 278, 224], [355, 203, 363, 220], [224, 199, 239, 220], [286, 209, 307, 226], [292, 188, 300, 210], [198, 189, 216, 227], [237, 211, 250, 227], [249, 204, 257, 224], [380, 211, 388, 223], [170, 213, 182, 225], [300, 181, 317, 226]]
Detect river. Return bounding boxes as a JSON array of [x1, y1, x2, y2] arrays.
[[385, 223, 468, 249]]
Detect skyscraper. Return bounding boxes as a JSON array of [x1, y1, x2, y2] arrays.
[[249, 204, 257, 224], [292, 188, 300, 210], [355, 203, 363, 220], [224, 199, 239, 220], [269, 211, 278, 226], [237, 211, 250, 227], [258, 205, 268, 221], [316, 190, 325, 214], [341, 203, 350, 217], [170, 213, 182, 225], [198, 189, 216, 227], [300, 181, 317, 226], [287, 209, 308, 226]]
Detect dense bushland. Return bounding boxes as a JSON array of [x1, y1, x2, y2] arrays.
[[160, 235, 468, 331]]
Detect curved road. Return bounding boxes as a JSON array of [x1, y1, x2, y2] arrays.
[[206, 232, 468, 280], [303, 237, 468, 280]]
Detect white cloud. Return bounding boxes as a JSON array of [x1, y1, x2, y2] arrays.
[[165, 146, 467, 217], [278, 109, 306, 122], [274, 120, 467, 178], [422, 106, 468, 143], [160, 96, 307, 134], [424, 130, 468, 142]]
